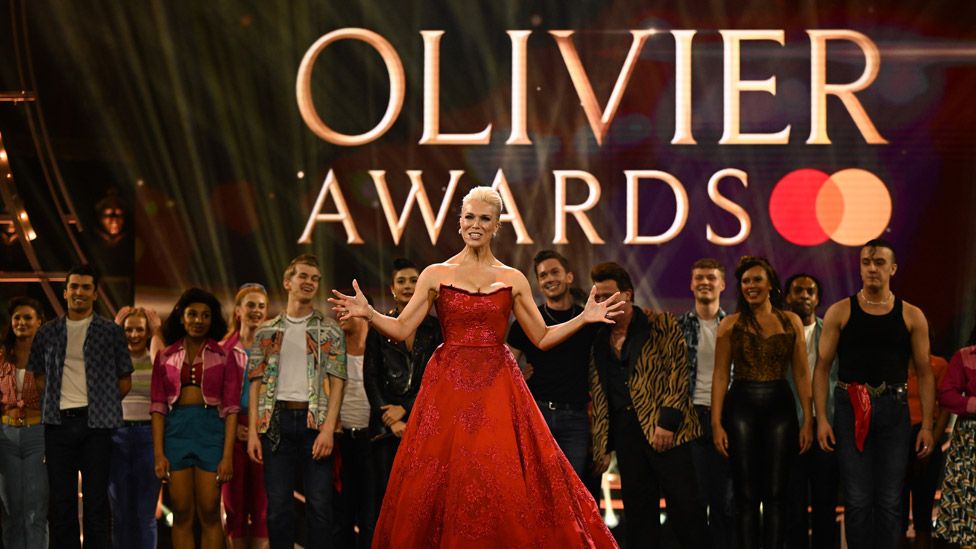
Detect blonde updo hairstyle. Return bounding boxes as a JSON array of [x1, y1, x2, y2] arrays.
[[460, 186, 504, 238]]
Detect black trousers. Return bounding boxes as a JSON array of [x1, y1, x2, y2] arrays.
[[372, 435, 400, 512], [724, 380, 798, 549], [902, 423, 947, 536], [611, 408, 708, 549], [785, 441, 840, 549], [45, 414, 114, 549], [333, 430, 377, 549]]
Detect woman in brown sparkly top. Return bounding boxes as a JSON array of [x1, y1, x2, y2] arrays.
[[710, 256, 814, 549]]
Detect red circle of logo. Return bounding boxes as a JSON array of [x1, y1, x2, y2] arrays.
[[769, 169, 892, 246]]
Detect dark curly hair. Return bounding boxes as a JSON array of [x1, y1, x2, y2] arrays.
[[735, 256, 784, 335], [162, 288, 228, 345], [2, 297, 45, 362], [390, 258, 418, 280]]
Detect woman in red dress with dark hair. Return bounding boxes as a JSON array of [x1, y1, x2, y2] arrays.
[[331, 186, 621, 548]]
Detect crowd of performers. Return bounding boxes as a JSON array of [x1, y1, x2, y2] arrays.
[[1, 199, 975, 548]]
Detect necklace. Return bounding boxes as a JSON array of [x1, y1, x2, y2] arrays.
[[859, 289, 892, 306], [542, 302, 579, 324]]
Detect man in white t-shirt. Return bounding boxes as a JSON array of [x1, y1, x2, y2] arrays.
[[334, 295, 375, 547], [784, 273, 840, 549], [677, 258, 735, 549], [28, 264, 133, 549], [246, 254, 347, 549]]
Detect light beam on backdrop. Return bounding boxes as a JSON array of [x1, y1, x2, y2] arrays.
[[11, 0, 976, 348]]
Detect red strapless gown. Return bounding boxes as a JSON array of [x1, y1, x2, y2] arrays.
[[372, 285, 618, 548]]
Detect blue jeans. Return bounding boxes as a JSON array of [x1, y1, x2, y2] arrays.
[[691, 406, 736, 549], [263, 409, 334, 549], [834, 387, 911, 549], [534, 403, 589, 479], [0, 424, 48, 549], [109, 424, 159, 549]]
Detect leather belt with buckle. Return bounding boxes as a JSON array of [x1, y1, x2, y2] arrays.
[[837, 381, 908, 399], [343, 427, 370, 439], [60, 406, 88, 418], [1, 415, 41, 427]]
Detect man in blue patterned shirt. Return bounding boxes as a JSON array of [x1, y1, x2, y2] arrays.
[[677, 258, 735, 549], [28, 264, 133, 549]]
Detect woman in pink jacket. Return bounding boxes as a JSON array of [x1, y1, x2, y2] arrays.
[[151, 288, 243, 549]]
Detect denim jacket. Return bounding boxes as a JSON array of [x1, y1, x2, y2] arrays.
[[247, 311, 346, 434], [677, 308, 727, 401], [785, 317, 839, 424], [149, 338, 243, 418]]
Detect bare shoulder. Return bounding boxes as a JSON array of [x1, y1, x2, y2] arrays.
[[494, 264, 524, 282], [718, 313, 739, 336], [417, 263, 452, 294], [783, 310, 805, 330], [495, 265, 530, 295], [900, 300, 928, 328], [823, 298, 851, 326], [420, 262, 452, 278]]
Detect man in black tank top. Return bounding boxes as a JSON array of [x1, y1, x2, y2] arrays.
[[811, 239, 935, 549]]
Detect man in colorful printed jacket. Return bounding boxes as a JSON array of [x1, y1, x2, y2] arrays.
[[246, 253, 346, 549]]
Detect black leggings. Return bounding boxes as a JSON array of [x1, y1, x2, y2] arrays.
[[724, 380, 798, 549]]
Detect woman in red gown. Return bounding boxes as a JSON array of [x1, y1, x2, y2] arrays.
[[331, 187, 620, 548]]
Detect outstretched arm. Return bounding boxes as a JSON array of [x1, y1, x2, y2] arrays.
[[330, 267, 439, 342], [511, 272, 622, 351]]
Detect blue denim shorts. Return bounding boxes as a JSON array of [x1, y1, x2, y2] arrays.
[[164, 405, 224, 472]]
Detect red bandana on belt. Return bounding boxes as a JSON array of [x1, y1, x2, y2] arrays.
[[847, 383, 872, 451]]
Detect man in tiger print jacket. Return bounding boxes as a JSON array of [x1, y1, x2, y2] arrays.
[[589, 262, 707, 548]]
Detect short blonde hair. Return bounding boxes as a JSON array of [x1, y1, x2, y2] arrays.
[[461, 186, 504, 219], [283, 253, 320, 281]]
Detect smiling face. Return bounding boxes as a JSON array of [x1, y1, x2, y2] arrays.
[[181, 303, 212, 340], [391, 267, 419, 309], [236, 291, 268, 332], [691, 268, 725, 304], [64, 274, 97, 319], [740, 265, 772, 306], [459, 199, 499, 248], [536, 258, 574, 302], [124, 314, 149, 353], [284, 262, 321, 305], [10, 305, 42, 341]]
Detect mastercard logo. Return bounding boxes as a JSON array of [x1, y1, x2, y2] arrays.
[[768, 169, 892, 246]]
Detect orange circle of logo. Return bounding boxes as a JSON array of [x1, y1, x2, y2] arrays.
[[769, 168, 892, 247]]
